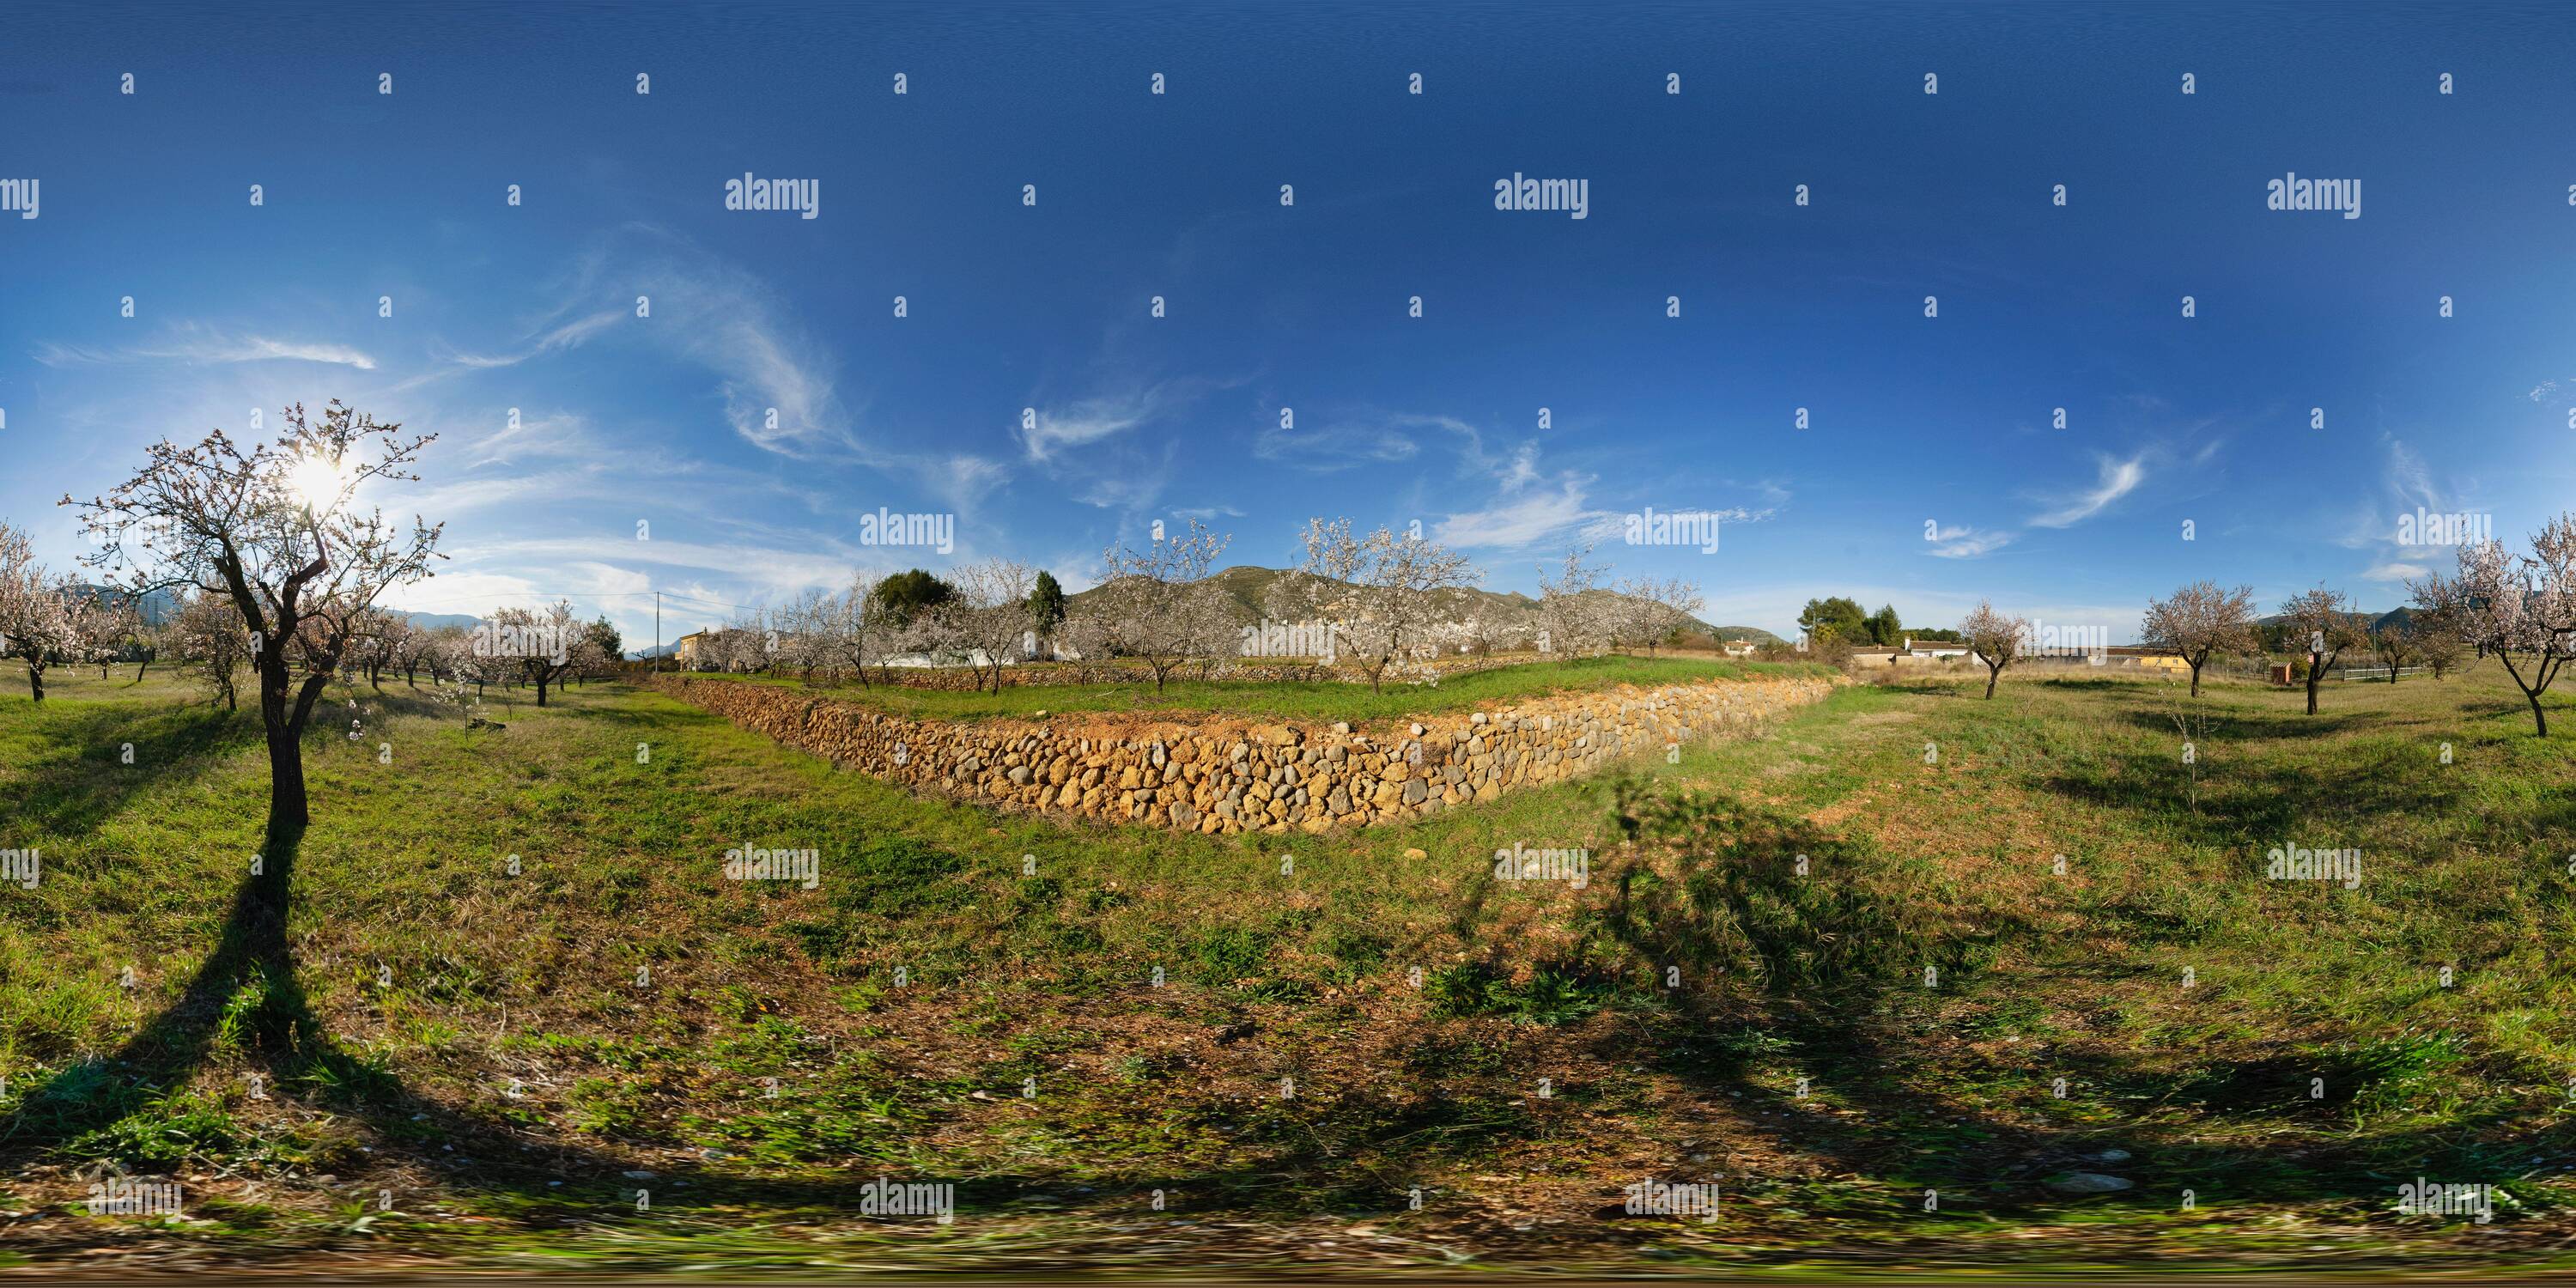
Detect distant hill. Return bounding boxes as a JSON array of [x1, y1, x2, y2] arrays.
[[2253, 607, 2415, 631], [67, 586, 488, 635], [1686, 624, 1789, 647], [399, 611, 484, 631], [1069, 564, 1776, 646], [67, 584, 182, 626]]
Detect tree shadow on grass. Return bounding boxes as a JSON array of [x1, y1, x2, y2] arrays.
[[0, 701, 264, 838], [1570, 776, 2562, 1218], [2038, 747, 2464, 844], [9, 701, 2559, 1257], [9, 821, 353, 1141], [2111, 702, 2378, 744], [0, 793, 1423, 1234], [4, 817, 901, 1213]]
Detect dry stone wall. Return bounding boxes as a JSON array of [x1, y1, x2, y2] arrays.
[[652, 672, 1836, 835]]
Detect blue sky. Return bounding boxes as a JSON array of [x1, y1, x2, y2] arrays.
[[3, 1, 2571, 647]]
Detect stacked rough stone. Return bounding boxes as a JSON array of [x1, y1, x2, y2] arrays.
[[653, 672, 1834, 835]]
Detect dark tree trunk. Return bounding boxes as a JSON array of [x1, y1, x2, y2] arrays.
[[27, 663, 44, 702], [2305, 659, 2322, 714], [2496, 653, 2552, 737], [1984, 665, 2001, 699], [264, 723, 309, 832], [2188, 659, 2203, 697], [256, 657, 327, 833]]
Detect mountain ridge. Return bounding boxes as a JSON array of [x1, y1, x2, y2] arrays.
[[1070, 564, 1783, 647]]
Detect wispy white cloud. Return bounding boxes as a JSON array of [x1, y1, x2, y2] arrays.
[[459, 411, 595, 468], [1923, 523, 2014, 559], [923, 454, 1010, 510], [1073, 446, 1177, 515], [36, 325, 377, 370], [1251, 410, 1456, 471], [1434, 472, 1608, 550], [2362, 561, 2430, 583], [1019, 388, 1163, 463], [496, 227, 867, 465], [2336, 434, 2482, 556], [2385, 438, 2437, 512], [460, 534, 856, 598], [2028, 451, 2148, 528], [1021, 373, 1261, 468], [433, 308, 625, 369]]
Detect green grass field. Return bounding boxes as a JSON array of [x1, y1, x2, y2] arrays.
[[710, 653, 1825, 723], [3, 657, 2573, 1274]]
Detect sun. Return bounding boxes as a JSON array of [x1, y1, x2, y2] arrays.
[[290, 453, 349, 511]]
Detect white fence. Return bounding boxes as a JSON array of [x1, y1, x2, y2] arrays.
[[2330, 665, 2431, 683]]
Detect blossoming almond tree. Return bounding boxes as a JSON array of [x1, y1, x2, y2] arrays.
[[1536, 544, 1615, 657], [2278, 585, 2367, 715], [934, 558, 1041, 694], [82, 592, 143, 680], [1088, 521, 1233, 693], [819, 573, 889, 687], [490, 599, 583, 706], [1959, 599, 2029, 700], [0, 520, 88, 702], [2410, 516, 2576, 737], [64, 401, 443, 833], [172, 586, 252, 709], [1279, 519, 1480, 694], [2141, 580, 2258, 697], [1622, 576, 1705, 656], [766, 587, 835, 682]]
